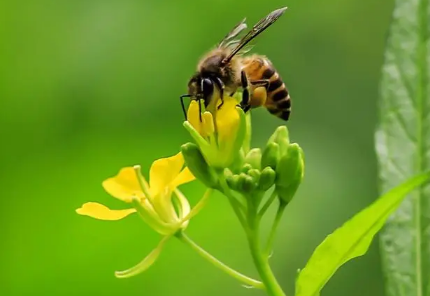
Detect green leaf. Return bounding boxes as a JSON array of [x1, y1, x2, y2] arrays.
[[295, 173, 430, 296], [375, 0, 430, 295]]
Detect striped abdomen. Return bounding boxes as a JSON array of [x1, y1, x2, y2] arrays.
[[242, 55, 291, 121]]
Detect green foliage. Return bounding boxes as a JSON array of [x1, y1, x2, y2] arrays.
[[295, 172, 430, 296], [375, 0, 430, 295]]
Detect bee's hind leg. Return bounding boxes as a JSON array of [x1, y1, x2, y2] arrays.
[[239, 70, 251, 113]]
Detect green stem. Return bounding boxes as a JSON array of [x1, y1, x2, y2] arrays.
[[258, 189, 278, 218], [177, 232, 264, 289], [248, 217, 286, 296], [264, 202, 286, 257], [218, 173, 249, 230]]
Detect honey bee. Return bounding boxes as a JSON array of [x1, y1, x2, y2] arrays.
[[180, 7, 291, 121]]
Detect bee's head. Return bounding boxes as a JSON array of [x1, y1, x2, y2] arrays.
[[180, 72, 222, 120], [187, 73, 214, 107]]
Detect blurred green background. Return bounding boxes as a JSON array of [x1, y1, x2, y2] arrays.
[[0, 0, 393, 295]]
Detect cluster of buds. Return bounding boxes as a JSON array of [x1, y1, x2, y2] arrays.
[[224, 126, 304, 205], [182, 93, 305, 210]]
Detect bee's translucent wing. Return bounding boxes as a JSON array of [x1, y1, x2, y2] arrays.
[[224, 40, 254, 55], [222, 7, 287, 64], [218, 18, 248, 48]]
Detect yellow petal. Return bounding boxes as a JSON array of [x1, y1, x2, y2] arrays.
[[102, 167, 143, 203], [149, 152, 184, 196], [171, 167, 195, 189], [76, 202, 136, 220], [216, 96, 240, 144], [187, 100, 206, 137]]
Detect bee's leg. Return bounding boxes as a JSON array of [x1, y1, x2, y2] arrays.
[[197, 97, 203, 122], [239, 70, 251, 113], [180, 94, 191, 121], [213, 77, 225, 109]]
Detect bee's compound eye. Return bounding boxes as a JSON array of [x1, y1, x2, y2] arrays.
[[202, 78, 214, 98]]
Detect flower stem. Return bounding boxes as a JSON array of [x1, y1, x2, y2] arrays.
[[177, 232, 264, 289], [247, 217, 286, 296], [264, 202, 286, 257], [218, 174, 249, 230], [258, 190, 277, 217]]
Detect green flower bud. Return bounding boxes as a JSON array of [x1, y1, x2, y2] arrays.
[[226, 174, 241, 191], [258, 167, 276, 191], [181, 143, 219, 188], [261, 142, 279, 170], [244, 148, 262, 170], [267, 126, 290, 158], [241, 163, 253, 174], [223, 168, 233, 178], [239, 173, 256, 193], [247, 169, 261, 184], [275, 143, 305, 204]]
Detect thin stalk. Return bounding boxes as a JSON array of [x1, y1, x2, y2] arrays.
[[258, 190, 277, 218], [177, 232, 264, 289], [265, 202, 286, 257], [218, 174, 249, 230]]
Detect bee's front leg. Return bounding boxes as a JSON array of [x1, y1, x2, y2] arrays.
[[239, 70, 251, 113], [180, 94, 192, 121], [213, 77, 225, 110]]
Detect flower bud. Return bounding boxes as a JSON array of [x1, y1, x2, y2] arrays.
[[241, 163, 253, 174], [258, 167, 276, 191], [267, 126, 290, 158], [244, 148, 262, 170], [261, 142, 279, 170], [181, 143, 219, 188], [247, 169, 261, 185], [226, 174, 241, 191], [275, 143, 304, 204], [239, 173, 256, 193]]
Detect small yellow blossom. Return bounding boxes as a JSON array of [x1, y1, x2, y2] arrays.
[[76, 152, 210, 278], [184, 95, 247, 169], [76, 152, 195, 235]]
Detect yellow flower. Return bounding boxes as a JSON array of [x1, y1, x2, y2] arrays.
[[76, 152, 211, 279], [76, 152, 195, 235], [183, 95, 247, 169]]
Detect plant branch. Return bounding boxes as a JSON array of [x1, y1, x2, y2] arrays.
[[177, 232, 264, 289], [265, 202, 286, 257]]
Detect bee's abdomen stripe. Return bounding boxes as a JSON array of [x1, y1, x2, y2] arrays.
[[262, 68, 275, 80], [277, 99, 291, 109], [268, 79, 283, 92], [271, 89, 289, 102], [280, 110, 291, 121]]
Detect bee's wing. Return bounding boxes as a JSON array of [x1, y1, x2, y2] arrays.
[[217, 18, 248, 48], [224, 40, 254, 55], [221, 7, 287, 65]]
